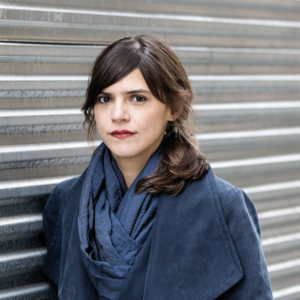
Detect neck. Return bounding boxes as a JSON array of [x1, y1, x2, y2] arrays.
[[112, 134, 165, 189], [115, 159, 147, 189]]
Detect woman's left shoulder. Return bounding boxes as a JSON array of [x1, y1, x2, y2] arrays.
[[214, 174, 252, 206], [211, 175, 273, 299], [214, 175, 260, 233]]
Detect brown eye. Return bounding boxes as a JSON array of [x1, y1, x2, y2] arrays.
[[132, 95, 147, 102], [98, 96, 111, 104]]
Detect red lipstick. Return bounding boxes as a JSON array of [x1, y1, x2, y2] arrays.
[[110, 130, 135, 139]]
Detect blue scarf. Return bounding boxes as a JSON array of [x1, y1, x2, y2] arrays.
[[77, 135, 166, 300]]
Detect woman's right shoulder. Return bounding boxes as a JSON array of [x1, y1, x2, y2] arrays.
[[43, 168, 88, 216], [42, 168, 88, 252]]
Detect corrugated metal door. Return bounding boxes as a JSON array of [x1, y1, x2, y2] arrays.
[[1, 0, 300, 299]]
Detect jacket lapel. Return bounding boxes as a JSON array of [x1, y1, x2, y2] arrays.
[[143, 166, 244, 300]]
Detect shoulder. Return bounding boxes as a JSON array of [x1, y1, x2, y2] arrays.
[[214, 176, 257, 215], [45, 168, 87, 213], [214, 175, 259, 231], [56, 169, 87, 205], [42, 169, 88, 283], [211, 178, 272, 297], [42, 169, 88, 245]]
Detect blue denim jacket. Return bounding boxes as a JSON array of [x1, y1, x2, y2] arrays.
[[42, 165, 273, 299]]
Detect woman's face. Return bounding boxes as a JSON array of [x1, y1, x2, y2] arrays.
[[94, 68, 173, 162]]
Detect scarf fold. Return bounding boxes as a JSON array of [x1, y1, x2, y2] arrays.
[[78, 136, 166, 300]]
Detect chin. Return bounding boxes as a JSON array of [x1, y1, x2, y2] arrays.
[[109, 145, 141, 158], [113, 151, 140, 159]]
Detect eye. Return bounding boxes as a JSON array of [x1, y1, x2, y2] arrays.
[[132, 95, 147, 102], [97, 95, 111, 104]]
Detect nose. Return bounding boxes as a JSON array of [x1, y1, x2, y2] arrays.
[[111, 99, 130, 122]]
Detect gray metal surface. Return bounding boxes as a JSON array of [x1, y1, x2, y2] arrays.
[[0, 282, 50, 300], [2, 3, 300, 48], [0, 0, 300, 298]]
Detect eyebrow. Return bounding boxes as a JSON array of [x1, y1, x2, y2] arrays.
[[99, 89, 152, 96]]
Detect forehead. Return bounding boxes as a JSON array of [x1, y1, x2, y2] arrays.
[[102, 68, 150, 93]]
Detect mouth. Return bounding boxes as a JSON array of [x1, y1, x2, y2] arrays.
[[110, 130, 135, 139]]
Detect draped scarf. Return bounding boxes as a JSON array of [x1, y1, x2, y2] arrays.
[[77, 135, 166, 300]]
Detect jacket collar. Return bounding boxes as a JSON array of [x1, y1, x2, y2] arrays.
[[143, 166, 244, 300]]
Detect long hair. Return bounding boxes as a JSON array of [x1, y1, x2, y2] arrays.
[[81, 34, 209, 196]]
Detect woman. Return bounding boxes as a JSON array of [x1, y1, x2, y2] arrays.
[[42, 34, 273, 299]]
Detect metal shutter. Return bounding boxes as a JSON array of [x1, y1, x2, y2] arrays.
[[1, 1, 300, 298]]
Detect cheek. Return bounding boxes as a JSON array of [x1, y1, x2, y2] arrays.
[[137, 108, 167, 133], [94, 109, 106, 133]]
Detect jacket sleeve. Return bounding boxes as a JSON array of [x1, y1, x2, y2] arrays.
[[42, 185, 61, 300], [48, 279, 59, 300], [219, 186, 273, 299]]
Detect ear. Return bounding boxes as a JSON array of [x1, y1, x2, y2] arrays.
[[166, 106, 183, 121]]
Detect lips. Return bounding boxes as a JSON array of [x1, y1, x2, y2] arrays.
[[111, 130, 135, 139]]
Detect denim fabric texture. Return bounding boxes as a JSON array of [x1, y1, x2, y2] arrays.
[[42, 142, 273, 299]]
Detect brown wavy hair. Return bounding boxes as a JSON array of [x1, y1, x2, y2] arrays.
[[81, 34, 209, 196]]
